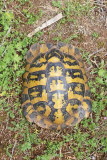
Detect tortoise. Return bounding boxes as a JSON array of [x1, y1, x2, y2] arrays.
[[22, 43, 92, 130]]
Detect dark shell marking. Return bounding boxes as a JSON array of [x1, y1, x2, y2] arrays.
[[22, 43, 92, 130]]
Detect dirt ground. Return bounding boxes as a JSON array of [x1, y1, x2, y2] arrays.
[[0, 0, 107, 160]]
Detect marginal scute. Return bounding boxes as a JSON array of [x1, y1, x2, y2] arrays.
[[60, 45, 69, 54], [57, 42, 66, 49], [40, 44, 49, 53], [30, 44, 40, 57], [22, 43, 92, 130], [26, 51, 34, 63], [69, 46, 75, 56]]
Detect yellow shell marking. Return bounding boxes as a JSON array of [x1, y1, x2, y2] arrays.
[[44, 119, 53, 127], [30, 75, 38, 79], [37, 106, 44, 112], [49, 66, 63, 77], [44, 106, 51, 117], [23, 81, 28, 87], [40, 44, 49, 53], [30, 91, 39, 97], [22, 99, 30, 107], [73, 72, 81, 76], [23, 71, 29, 79], [25, 64, 30, 71], [48, 57, 60, 62], [83, 74, 88, 83], [63, 57, 76, 63], [36, 115, 42, 122], [66, 103, 78, 115], [29, 65, 46, 73], [60, 46, 69, 53], [37, 57, 47, 63], [74, 112, 79, 118], [28, 75, 47, 87], [26, 115, 33, 122], [85, 84, 89, 90], [68, 89, 83, 101], [26, 105, 33, 113], [52, 93, 65, 109], [75, 84, 83, 92], [66, 77, 85, 84], [31, 89, 47, 104], [22, 87, 28, 95], [28, 109, 35, 115], [50, 80, 64, 92], [64, 64, 80, 70], [28, 80, 38, 88], [54, 109, 64, 124]]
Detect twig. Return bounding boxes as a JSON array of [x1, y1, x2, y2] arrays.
[[0, 27, 12, 47], [13, 8, 26, 18], [3, 0, 7, 9], [10, 140, 17, 160], [38, 5, 59, 12], [89, 48, 105, 57], [27, 13, 63, 37], [59, 146, 62, 160]]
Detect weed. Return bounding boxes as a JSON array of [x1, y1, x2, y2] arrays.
[[22, 9, 43, 25], [63, 1, 93, 17], [63, 34, 79, 43], [17, 0, 29, 4], [52, 1, 62, 8], [92, 32, 99, 39]]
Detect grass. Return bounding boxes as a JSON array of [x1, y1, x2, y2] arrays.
[[0, 0, 107, 160]]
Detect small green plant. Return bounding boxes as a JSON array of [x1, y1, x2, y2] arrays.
[[17, 0, 29, 4], [63, 34, 79, 43], [92, 32, 99, 39], [52, 1, 62, 8], [22, 9, 43, 24], [63, 1, 93, 17], [36, 141, 63, 160]]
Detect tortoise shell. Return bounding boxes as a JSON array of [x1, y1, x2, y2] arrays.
[[22, 43, 92, 130]]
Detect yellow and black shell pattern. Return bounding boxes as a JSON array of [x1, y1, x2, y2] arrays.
[[22, 43, 92, 130]]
